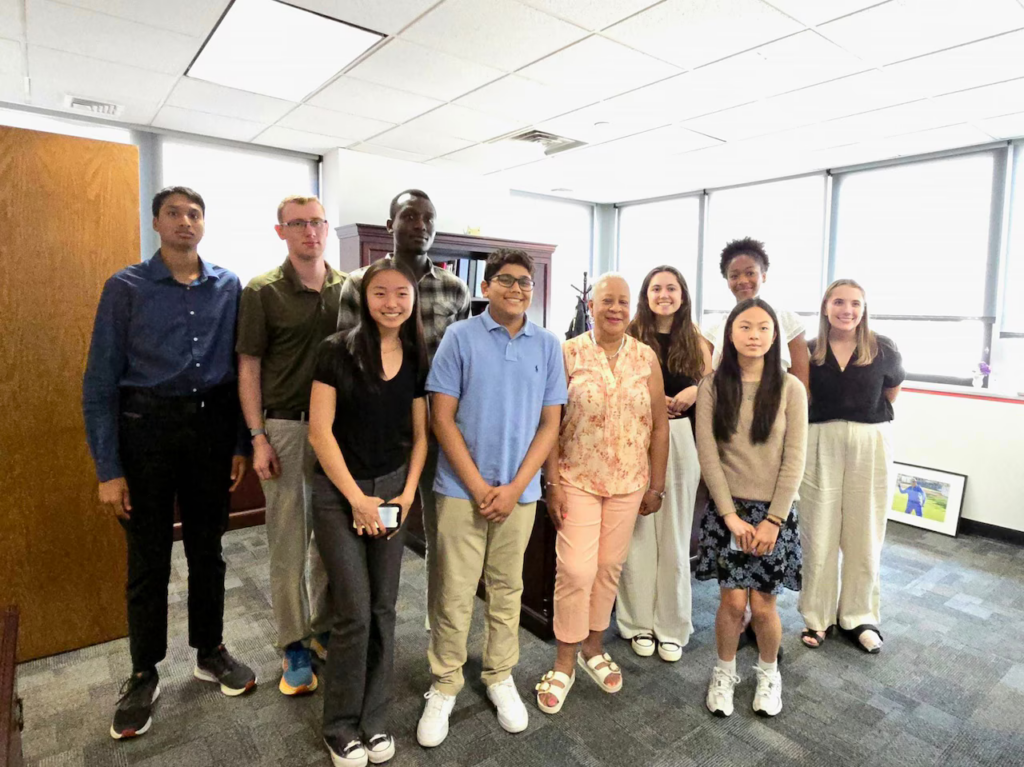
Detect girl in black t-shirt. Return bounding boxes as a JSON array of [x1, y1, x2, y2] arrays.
[[798, 279, 904, 656], [617, 266, 712, 663], [308, 259, 429, 767]]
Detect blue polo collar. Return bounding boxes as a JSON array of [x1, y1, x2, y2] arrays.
[[480, 308, 535, 338]]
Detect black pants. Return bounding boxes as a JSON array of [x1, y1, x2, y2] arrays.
[[118, 385, 238, 672], [312, 466, 407, 743]]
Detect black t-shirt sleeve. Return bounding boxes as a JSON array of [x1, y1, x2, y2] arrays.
[[878, 335, 906, 388]]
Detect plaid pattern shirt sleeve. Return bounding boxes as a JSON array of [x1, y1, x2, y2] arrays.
[[419, 266, 471, 363], [336, 269, 363, 332]]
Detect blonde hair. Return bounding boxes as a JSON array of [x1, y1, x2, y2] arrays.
[[811, 278, 878, 366], [276, 194, 323, 223]]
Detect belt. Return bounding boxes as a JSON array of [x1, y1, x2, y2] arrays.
[[121, 383, 236, 416], [264, 409, 308, 422]]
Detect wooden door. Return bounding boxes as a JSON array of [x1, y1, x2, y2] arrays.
[[0, 126, 140, 661]]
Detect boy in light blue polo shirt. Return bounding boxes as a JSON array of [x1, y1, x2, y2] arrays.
[[416, 249, 567, 748]]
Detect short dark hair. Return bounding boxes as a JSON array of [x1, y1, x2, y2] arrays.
[[483, 248, 534, 282], [389, 189, 431, 220], [719, 237, 769, 277], [152, 186, 205, 218]]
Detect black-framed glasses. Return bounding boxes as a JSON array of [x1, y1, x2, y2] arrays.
[[283, 218, 328, 229], [490, 274, 534, 290]]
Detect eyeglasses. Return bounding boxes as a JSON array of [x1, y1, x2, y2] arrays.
[[489, 274, 534, 290], [283, 218, 328, 230]]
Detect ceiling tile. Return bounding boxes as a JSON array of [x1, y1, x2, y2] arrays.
[[819, 0, 1024, 65], [883, 29, 1024, 96], [167, 78, 296, 123], [975, 110, 1024, 139], [366, 122, 475, 157], [285, 0, 440, 36], [400, 103, 524, 142], [29, 77, 163, 124], [253, 125, 351, 154], [45, 0, 230, 37], [26, 0, 201, 75], [0, 73, 27, 102], [763, 0, 886, 26], [455, 74, 591, 124], [27, 46, 178, 113], [682, 69, 918, 142], [517, 0, 661, 31], [345, 39, 504, 101], [401, 0, 587, 72], [604, 0, 802, 70], [518, 36, 680, 104], [929, 77, 1024, 122], [349, 142, 433, 163], [277, 104, 393, 141], [571, 124, 722, 161], [534, 101, 671, 145], [816, 124, 994, 167], [601, 69, 758, 125], [153, 105, 266, 141], [0, 0, 25, 41], [0, 37, 22, 76], [308, 76, 443, 123], [428, 141, 546, 174]]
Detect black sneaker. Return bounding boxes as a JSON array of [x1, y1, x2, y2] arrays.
[[110, 670, 159, 740], [193, 644, 257, 696]]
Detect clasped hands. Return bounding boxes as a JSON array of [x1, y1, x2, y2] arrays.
[[723, 511, 779, 556]]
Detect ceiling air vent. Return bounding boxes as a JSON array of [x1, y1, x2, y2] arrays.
[[64, 95, 124, 118], [505, 128, 586, 156]]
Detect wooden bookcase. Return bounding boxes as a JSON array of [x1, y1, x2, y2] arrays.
[[335, 224, 560, 639]]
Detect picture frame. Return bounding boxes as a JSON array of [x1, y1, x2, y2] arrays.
[[888, 462, 967, 537]]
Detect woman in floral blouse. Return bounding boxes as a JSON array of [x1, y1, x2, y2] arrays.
[[535, 273, 669, 715]]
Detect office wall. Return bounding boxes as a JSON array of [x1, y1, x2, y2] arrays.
[[893, 390, 1024, 533]]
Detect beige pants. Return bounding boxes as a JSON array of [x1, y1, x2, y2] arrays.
[[262, 418, 332, 649], [427, 494, 536, 695], [798, 420, 893, 631], [616, 418, 699, 647]]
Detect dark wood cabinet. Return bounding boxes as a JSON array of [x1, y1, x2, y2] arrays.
[[336, 224, 560, 638], [0, 608, 23, 767]]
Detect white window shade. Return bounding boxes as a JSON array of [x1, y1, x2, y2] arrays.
[[703, 174, 826, 314], [1003, 143, 1024, 334], [160, 138, 319, 285]]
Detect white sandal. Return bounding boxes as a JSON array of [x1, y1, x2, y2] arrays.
[[535, 670, 574, 714], [577, 652, 622, 693], [630, 634, 656, 657]]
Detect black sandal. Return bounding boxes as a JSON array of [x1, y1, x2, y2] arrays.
[[840, 624, 883, 654], [800, 627, 831, 649]]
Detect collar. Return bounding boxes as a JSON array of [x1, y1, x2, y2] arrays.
[[480, 308, 534, 338], [282, 257, 342, 293], [386, 253, 441, 283], [148, 250, 217, 284]]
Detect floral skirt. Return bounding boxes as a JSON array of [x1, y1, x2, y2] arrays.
[[694, 498, 802, 595]]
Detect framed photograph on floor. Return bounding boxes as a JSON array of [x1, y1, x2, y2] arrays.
[[888, 463, 967, 537]]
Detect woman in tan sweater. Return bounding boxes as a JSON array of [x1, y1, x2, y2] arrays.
[[694, 297, 807, 719]]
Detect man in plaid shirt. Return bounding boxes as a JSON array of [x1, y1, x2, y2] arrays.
[[336, 188, 470, 630]]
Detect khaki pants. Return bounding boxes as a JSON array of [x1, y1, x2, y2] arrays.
[[420, 441, 440, 629], [262, 418, 332, 649], [798, 420, 893, 632], [617, 418, 698, 647], [427, 494, 536, 695]]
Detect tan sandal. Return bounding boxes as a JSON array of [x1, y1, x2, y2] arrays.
[[535, 670, 574, 714], [577, 652, 621, 693]]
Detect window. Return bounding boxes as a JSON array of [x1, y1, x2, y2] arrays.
[[832, 151, 998, 384], [160, 138, 319, 284], [1003, 141, 1024, 335], [506, 193, 593, 336], [616, 196, 701, 322], [704, 175, 827, 316]]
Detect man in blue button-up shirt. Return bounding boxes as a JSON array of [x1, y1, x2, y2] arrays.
[[82, 187, 256, 741]]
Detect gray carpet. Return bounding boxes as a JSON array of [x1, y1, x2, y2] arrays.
[[17, 522, 1024, 767]]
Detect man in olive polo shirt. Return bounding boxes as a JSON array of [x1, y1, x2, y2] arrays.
[[237, 194, 345, 695]]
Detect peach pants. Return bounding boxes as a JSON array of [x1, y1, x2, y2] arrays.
[[553, 485, 646, 644]]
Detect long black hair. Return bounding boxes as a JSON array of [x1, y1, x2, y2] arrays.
[[712, 297, 784, 445], [340, 259, 427, 395]]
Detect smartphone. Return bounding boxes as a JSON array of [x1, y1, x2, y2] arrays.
[[728, 532, 744, 552], [378, 503, 401, 532]]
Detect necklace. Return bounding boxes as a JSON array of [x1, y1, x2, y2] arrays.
[[591, 330, 626, 359]]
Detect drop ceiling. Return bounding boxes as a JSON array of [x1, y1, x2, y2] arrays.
[[2, 0, 1024, 202]]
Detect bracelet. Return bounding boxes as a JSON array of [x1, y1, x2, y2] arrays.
[[646, 488, 666, 499], [544, 481, 560, 490], [764, 516, 782, 528], [249, 427, 266, 439]]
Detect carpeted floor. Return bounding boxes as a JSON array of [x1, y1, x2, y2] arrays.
[[17, 522, 1024, 767]]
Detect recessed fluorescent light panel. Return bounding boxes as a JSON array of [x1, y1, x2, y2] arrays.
[[187, 0, 383, 101]]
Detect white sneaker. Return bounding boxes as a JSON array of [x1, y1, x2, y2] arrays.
[[705, 666, 740, 717], [630, 634, 656, 657], [752, 665, 783, 717], [657, 642, 682, 663], [366, 733, 395, 764], [416, 686, 456, 747], [486, 676, 529, 733], [326, 738, 368, 767]]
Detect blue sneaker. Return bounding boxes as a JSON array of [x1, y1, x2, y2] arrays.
[[279, 643, 317, 696]]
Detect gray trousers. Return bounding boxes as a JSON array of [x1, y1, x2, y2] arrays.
[[312, 466, 408, 743]]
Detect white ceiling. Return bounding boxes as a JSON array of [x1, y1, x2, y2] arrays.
[[3, 0, 1024, 202]]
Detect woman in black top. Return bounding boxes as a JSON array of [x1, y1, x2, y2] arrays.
[[797, 279, 904, 656], [617, 265, 712, 662], [308, 259, 429, 767]]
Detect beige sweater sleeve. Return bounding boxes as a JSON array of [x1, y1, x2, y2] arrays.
[[695, 378, 738, 517], [767, 375, 809, 520]]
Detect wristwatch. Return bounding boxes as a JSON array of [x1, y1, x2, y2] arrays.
[[250, 427, 267, 439]]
